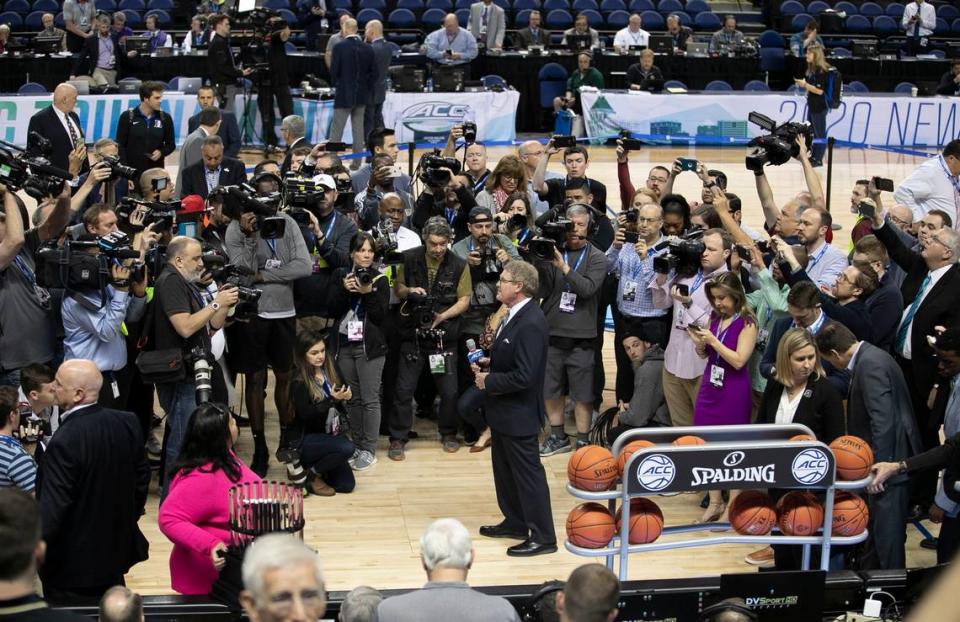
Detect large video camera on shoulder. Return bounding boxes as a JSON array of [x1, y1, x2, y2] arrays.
[[416, 152, 461, 187], [652, 228, 705, 275], [36, 232, 141, 296], [526, 208, 574, 262], [745, 111, 814, 174], [214, 183, 286, 239], [201, 247, 262, 320], [0, 131, 72, 200], [117, 197, 180, 232]]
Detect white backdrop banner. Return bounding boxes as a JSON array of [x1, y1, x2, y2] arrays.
[[381, 91, 520, 143], [580, 91, 960, 148]]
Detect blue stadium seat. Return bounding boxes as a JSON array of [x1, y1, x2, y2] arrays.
[[640, 9, 663, 28], [513, 7, 531, 25], [276, 7, 297, 23], [538, 62, 568, 108], [758, 29, 783, 48], [744, 80, 770, 91], [846, 80, 869, 93], [693, 11, 719, 30], [426, 0, 453, 9], [455, 0, 472, 9], [831, 46, 852, 57], [544, 8, 572, 28], [858, 2, 881, 17], [953, 18, 960, 35], [355, 7, 382, 24], [3, 0, 29, 12], [785, 84, 804, 94], [146, 8, 170, 24], [872, 15, 897, 36], [807, 1, 829, 14], [284, 41, 297, 53], [657, 0, 682, 14], [779, 0, 803, 16], [387, 8, 416, 27], [572, 0, 598, 11], [494, 0, 509, 10], [684, 0, 708, 15], [663, 79, 686, 89], [365, 0, 387, 8], [935, 17, 950, 35], [790, 13, 813, 32], [331, 0, 352, 8], [18, 82, 48, 94], [600, 0, 626, 12], [54, 10, 62, 25], [146, 0, 173, 8], [759, 47, 785, 73], [396, 0, 423, 10], [31, 0, 58, 11], [543, 0, 569, 9], [0, 12, 24, 27], [261, 0, 288, 8], [606, 9, 628, 28], [672, 10, 691, 26], [482, 74, 507, 88], [834, 1, 857, 15], [844, 14, 870, 34], [929, 49, 945, 58], [119, 0, 145, 10], [95, 0, 117, 10], [894, 81, 915, 94], [885, 2, 904, 19], [581, 8, 602, 26], [939, 5, 960, 20], [24, 10, 43, 29], [422, 7, 446, 26], [705, 80, 732, 91], [628, 0, 653, 12], [455, 8, 469, 25]]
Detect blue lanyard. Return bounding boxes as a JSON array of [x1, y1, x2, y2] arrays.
[[445, 208, 457, 225], [711, 313, 738, 363], [939, 155, 960, 191], [314, 375, 332, 399], [266, 239, 278, 257], [564, 247, 586, 291], [322, 211, 337, 240], [630, 237, 662, 280], [806, 243, 829, 271], [689, 270, 706, 295], [12, 255, 36, 286], [517, 228, 531, 245]]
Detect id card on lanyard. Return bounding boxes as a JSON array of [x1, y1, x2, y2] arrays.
[[314, 212, 337, 270], [265, 238, 281, 270], [347, 301, 364, 342], [559, 248, 586, 313], [13, 255, 51, 309], [708, 314, 738, 388]]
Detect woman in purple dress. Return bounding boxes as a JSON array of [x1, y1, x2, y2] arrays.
[[688, 272, 758, 523]]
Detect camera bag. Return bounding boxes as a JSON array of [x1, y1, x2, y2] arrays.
[[135, 296, 186, 384]]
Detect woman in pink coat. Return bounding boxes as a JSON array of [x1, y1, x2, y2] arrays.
[[158, 403, 260, 595]]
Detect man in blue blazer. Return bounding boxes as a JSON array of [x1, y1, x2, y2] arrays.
[[470, 260, 557, 556], [188, 86, 241, 159], [363, 20, 396, 147], [329, 18, 375, 170]]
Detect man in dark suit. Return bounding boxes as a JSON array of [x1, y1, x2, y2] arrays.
[[188, 85, 241, 158], [280, 114, 310, 174], [363, 20, 395, 149], [208, 14, 253, 109], [514, 9, 549, 49], [37, 359, 149, 602], [329, 18, 375, 171], [256, 18, 295, 151], [180, 136, 248, 199], [469, 260, 556, 556], [69, 14, 122, 87], [27, 83, 87, 178], [817, 321, 922, 569]]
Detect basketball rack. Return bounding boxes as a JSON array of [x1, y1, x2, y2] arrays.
[[565, 424, 871, 580]]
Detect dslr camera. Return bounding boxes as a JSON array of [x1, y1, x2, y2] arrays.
[[218, 183, 287, 240], [652, 229, 705, 275], [0, 131, 72, 200], [201, 249, 262, 320], [461, 122, 477, 144], [745, 111, 814, 173], [371, 217, 404, 264], [117, 197, 179, 232], [475, 244, 502, 281], [99, 155, 138, 181], [352, 266, 380, 286], [416, 152, 461, 187]]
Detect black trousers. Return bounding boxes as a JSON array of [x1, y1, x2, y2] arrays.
[[937, 514, 960, 564], [897, 355, 939, 509], [390, 342, 459, 441], [258, 82, 294, 147], [44, 579, 122, 605], [491, 430, 556, 544], [363, 101, 384, 151]]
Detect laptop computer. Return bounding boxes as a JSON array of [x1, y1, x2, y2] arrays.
[[124, 36, 151, 55], [566, 33, 592, 53], [648, 34, 674, 54], [177, 77, 202, 94], [67, 79, 90, 95], [719, 570, 825, 622], [687, 41, 708, 56], [119, 79, 142, 94]]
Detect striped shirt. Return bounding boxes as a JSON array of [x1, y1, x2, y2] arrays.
[[606, 237, 669, 319], [0, 434, 37, 492]]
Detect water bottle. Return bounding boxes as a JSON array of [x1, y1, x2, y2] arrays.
[[426, 76, 434, 92], [386, 75, 393, 92]]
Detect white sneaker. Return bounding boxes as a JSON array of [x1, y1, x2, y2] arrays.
[[352, 450, 378, 471]]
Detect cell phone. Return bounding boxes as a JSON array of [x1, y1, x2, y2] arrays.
[[872, 176, 894, 192], [151, 177, 168, 191], [552, 134, 576, 148], [858, 200, 876, 220], [386, 165, 403, 178], [623, 230, 639, 244], [678, 157, 698, 172], [324, 141, 349, 152], [444, 48, 453, 56], [735, 245, 751, 261], [676, 283, 689, 297], [621, 138, 643, 151]]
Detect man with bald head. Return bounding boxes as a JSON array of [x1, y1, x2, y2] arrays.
[[425, 13, 478, 68], [37, 359, 149, 602], [28, 83, 87, 176], [364, 20, 396, 145], [330, 18, 375, 170]]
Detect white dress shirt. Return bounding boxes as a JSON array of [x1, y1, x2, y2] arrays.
[[775, 387, 804, 424], [894, 155, 960, 227], [54, 106, 83, 148], [897, 263, 951, 359], [613, 27, 650, 48], [901, 1, 936, 37], [803, 240, 849, 291], [498, 296, 532, 336]]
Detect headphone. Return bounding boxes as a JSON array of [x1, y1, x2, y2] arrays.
[[565, 202, 600, 238], [697, 600, 758, 622], [518, 581, 564, 622]]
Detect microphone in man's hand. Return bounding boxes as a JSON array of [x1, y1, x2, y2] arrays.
[[466, 338, 485, 364]]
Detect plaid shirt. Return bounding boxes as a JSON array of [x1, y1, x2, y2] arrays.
[[606, 238, 669, 318]]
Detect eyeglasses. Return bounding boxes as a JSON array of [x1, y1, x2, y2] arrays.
[[498, 277, 519, 284], [647, 177, 668, 184], [929, 235, 949, 249], [890, 215, 911, 227], [266, 589, 324, 614], [837, 272, 852, 284], [635, 217, 661, 224]]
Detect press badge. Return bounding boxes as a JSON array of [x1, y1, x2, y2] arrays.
[[622, 281, 637, 302], [154, 119, 163, 128], [709, 364, 725, 388], [265, 258, 281, 270], [111, 379, 120, 399], [757, 327, 769, 346], [429, 353, 446, 374], [347, 320, 364, 342], [559, 291, 577, 313]]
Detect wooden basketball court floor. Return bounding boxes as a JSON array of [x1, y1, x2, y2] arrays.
[[125, 144, 941, 595]]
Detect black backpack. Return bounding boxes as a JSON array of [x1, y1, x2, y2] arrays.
[[824, 68, 842, 109]]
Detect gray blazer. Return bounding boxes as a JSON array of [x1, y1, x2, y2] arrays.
[[378, 582, 519, 622], [175, 127, 208, 198], [468, 1, 506, 48]]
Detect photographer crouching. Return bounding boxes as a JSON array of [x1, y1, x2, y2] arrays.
[[389, 217, 471, 460]]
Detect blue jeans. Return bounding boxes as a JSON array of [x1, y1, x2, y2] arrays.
[[157, 382, 197, 485], [300, 433, 355, 493]]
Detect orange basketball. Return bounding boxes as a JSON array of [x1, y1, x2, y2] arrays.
[[567, 445, 619, 492], [566, 502, 616, 548], [615, 498, 664, 544], [672, 435, 706, 446], [728, 490, 777, 536], [617, 440, 655, 477], [777, 491, 824, 536], [790, 434, 815, 442], [829, 435, 874, 481], [832, 491, 870, 537]]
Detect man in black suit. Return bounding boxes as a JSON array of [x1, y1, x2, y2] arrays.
[[257, 18, 295, 151], [329, 18, 375, 170], [208, 14, 254, 109], [280, 114, 309, 174], [470, 260, 557, 557], [817, 322, 922, 569], [114, 81, 176, 183], [188, 85, 241, 159], [363, 20, 394, 148], [514, 10, 550, 48], [180, 136, 248, 199], [27, 83, 87, 178], [37, 359, 149, 602]]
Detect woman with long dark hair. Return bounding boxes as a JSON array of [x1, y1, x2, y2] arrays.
[[158, 403, 260, 595]]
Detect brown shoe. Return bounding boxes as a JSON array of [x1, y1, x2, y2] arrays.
[[307, 475, 335, 497], [744, 546, 775, 567], [388, 440, 406, 461], [469, 435, 492, 453]]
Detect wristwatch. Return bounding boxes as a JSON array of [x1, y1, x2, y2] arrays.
[[897, 460, 908, 475], [211, 302, 221, 311]]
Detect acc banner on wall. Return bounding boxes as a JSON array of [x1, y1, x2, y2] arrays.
[[580, 91, 960, 148], [381, 91, 520, 144]]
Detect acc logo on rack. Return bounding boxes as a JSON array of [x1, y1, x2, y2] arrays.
[[791, 448, 830, 485], [401, 102, 472, 134], [636, 454, 676, 491]]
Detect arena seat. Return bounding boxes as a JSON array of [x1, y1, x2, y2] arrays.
[[673, 10, 691, 26], [640, 9, 663, 29], [455, 8, 469, 25], [284, 41, 296, 52], [396, 0, 424, 10], [146, 0, 173, 9], [657, 0, 682, 14], [831, 46, 852, 57], [791, 13, 813, 32], [705, 80, 732, 91], [858, 2, 882, 17], [455, 0, 472, 10], [572, 0, 598, 11], [426, 0, 453, 9], [785, 84, 804, 94], [834, 1, 857, 15], [929, 48, 945, 58], [935, 17, 950, 35], [894, 81, 915, 94], [544, 8, 572, 28], [844, 14, 870, 34], [31, 0, 58, 11], [744, 80, 770, 91], [953, 18, 960, 35], [95, 0, 117, 10], [331, 0, 352, 8], [3, 0, 29, 12], [758, 29, 783, 47], [846, 80, 869, 93], [779, 0, 804, 16], [355, 7, 382, 24], [0, 11, 23, 27], [600, 0, 625, 12], [693, 11, 719, 30], [119, 0, 145, 10], [872, 15, 897, 36], [606, 9, 629, 28], [885, 2, 905, 19], [806, 0, 829, 14], [543, 0, 569, 10], [940, 5, 960, 20], [482, 74, 508, 88], [628, 0, 654, 13], [17, 82, 48, 94], [663, 79, 687, 89], [145, 9, 170, 25], [24, 10, 43, 29], [262, 0, 289, 8], [684, 0, 708, 15], [387, 8, 416, 27], [581, 8, 602, 27], [538, 62, 568, 108], [513, 8, 531, 26], [759, 46, 786, 73]]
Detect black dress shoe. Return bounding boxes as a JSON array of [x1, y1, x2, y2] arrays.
[[479, 523, 528, 540], [507, 538, 558, 557]]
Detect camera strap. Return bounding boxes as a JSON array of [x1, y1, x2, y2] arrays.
[[689, 270, 705, 295]]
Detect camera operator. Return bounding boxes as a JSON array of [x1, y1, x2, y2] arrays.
[[257, 18, 295, 152], [208, 15, 255, 109], [412, 167, 477, 243], [297, 0, 332, 51], [389, 217, 471, 460], [225, 186, 312, 476], [355, 154, 414, 230], [351, 128, 411, 195], [150, 237, 238, 482], [537, 204, 607, 456], [198, 192, 231, 256], [442, 128, 490, 194], [754, 136, 825, 243], [0, 185, 72, 389], [533, 141, 607, 214], [136, 167, 175, 202], [115, 82, 175, 184], [615, 141, 669, 210], [75, 139, 129, 214], [0, 386, 38, 493]]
